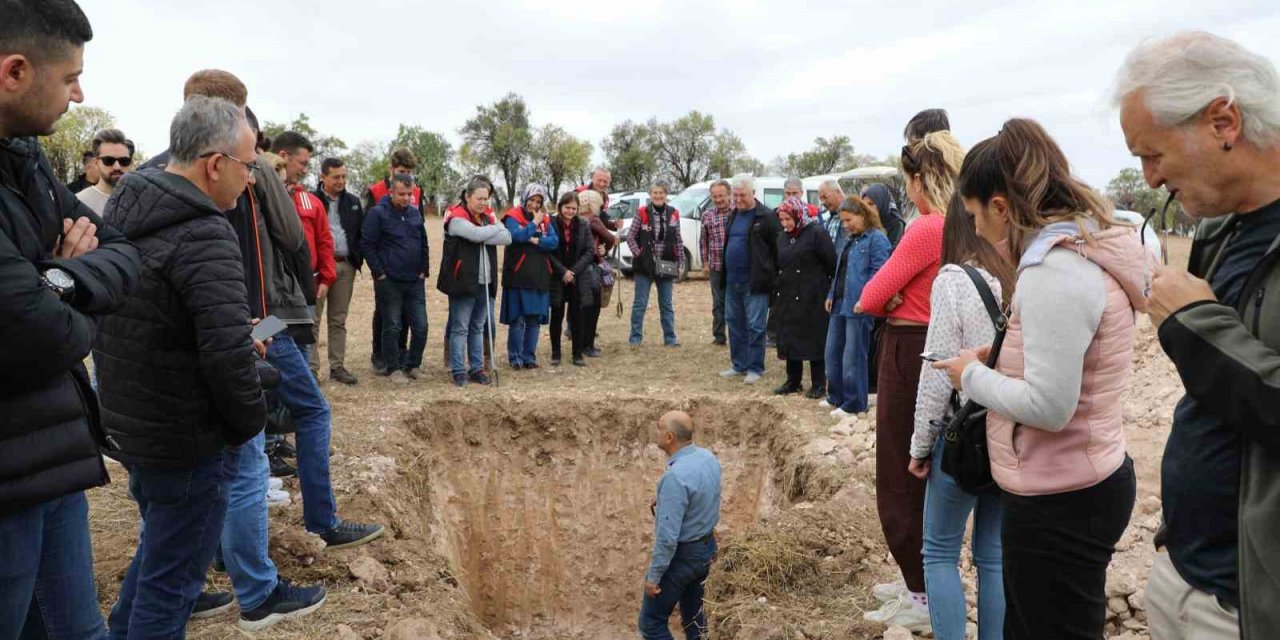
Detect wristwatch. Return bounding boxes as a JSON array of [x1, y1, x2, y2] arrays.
[[40, 267, 76, 302]]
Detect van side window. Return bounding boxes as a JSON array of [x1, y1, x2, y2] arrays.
[[807, 190, 820, 206], [763, 189, 784, 209]]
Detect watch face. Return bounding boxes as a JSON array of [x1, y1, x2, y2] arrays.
[[46, 269, 74, 289]]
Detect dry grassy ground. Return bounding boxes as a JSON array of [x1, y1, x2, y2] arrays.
[[84, 225, 1192, 640]]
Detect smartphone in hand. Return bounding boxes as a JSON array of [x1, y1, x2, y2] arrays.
[[251, 315, 288, 343], [920, 351, 952, 363]]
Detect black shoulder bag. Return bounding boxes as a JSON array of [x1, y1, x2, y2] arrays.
[[938, 265, 1007, 494]]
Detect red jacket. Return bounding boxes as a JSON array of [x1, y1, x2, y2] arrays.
[[368, 178, 423, 210], [289, 184, 336, 287]]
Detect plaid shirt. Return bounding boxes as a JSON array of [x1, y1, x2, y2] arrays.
[[626, 205, 685, 275], [700, 206, 731, 272], [821, 209, 843, 244]]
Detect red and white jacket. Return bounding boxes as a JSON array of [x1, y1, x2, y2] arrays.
[[289, 183, 336, 287]]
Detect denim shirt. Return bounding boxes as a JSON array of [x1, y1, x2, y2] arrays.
[[646, 445, 722, 584], [828, 228, 891, 317]]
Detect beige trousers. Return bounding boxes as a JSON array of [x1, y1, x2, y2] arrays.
[[1147, 550, 1239, 640], [311, 259, 357, 372]]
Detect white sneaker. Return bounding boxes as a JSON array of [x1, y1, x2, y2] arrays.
[[868, 393, 878, 408], [268, 477, 284, 491], [872, 579, 907, 603], [831, 408, 855, 419], [743, 372, 762, 385], [863, 593, 931, 633], [818, 399, 833, 409], [720, 368, 745, 378], [266, 489, 291, 508], [388, 370, 409, 385]]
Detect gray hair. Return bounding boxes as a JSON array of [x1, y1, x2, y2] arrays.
[[168, 96, 247, 165], [591, 166, 611, 178], [661, 413, 694, 443], [1113, 31, 1280, 148], [819, 179, 843, 194], [709, 179, 731, 194], [651, 179, 671, 194], [731, 174, 756, 194], [783, 177, 803, 191]]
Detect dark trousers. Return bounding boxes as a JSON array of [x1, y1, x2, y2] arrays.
[[551, 287, 598, 360], [374, 279, 427, 372], [709, 270, 726, 343], [638, 537, 717, 640], [875, 323, 928, 593], [1003, 457, 1135, 640], [370, 309, 409, 369], [109, 453, 228, 640], [0, 492, 106, 640], [582, 295, 602, 352], [785, 359, 826, 389]]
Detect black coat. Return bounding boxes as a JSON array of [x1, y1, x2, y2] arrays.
[[720, 200, 783, 294], [774, 223, 837, 361], [94, 169, 266, 469], [0, 137, 140, 514], [314, 187, 365, 271], [550, 214, 602, 305]]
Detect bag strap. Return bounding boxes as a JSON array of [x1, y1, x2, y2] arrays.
[[958, 265, 1007, 368]]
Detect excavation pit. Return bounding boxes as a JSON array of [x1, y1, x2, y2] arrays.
[[404, 397, 800, 638]]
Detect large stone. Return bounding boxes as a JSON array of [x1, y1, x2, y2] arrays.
[[1106, 570, 1139, 598], [807, 437, 839, 456], [349, 555, 390, 588], [384, 618, 441, 640], [882, 626, 914, 640], [1138, 495, 1162, 516], [1127, 590, 1146, 611], [1108, 596, 1131, 615]]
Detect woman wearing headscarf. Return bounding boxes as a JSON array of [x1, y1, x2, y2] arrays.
[[548, 192, 602, 367], [863, 183, 907, 248], [771, 196, 837, 396], [500, 184, 559, 369]]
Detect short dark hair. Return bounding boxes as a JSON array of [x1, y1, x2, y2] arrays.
[[271, 131, 313, 155], [183, 69, 248, 107], [904, 108, 951, 142], [320, 157, 344, 175], [92, 128, 134, 157], [0, 0, 93, 61], [80, 150, 94, 162], [389, 148, 417, 171], [391, 173, 416, 189]]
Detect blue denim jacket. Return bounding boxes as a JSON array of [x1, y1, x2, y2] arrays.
[[828, 229, 891, 317]]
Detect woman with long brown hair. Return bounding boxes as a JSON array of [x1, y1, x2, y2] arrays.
[[934, 118, 1147, 639], [857, 130, 965, 632], [908, 194, 1016, 640], [823, 196, 891, 417]]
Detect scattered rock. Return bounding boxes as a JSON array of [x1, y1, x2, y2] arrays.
[[1128, 590, 1146, 611], [336, 624, 360, 640], [1138, 495, 1162, 516], [1108, 596, 1131, 615], [757, 596, 769, 604], [882, 626, 914, 640], [807, 437, 838, 456], [384, 618, 441, 640], [830, 424, 854, 437], [349, 555, 390, 588], [1107, 570, 1139, 597]]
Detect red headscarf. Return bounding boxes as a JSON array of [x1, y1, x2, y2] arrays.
[[777, 196, 814, 237]]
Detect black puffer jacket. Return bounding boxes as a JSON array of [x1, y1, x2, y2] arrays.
[[94, 169, 265, 468], [0, 137, 140, 515]]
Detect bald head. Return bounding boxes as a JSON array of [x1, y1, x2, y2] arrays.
[[660, 411, 695, 443]]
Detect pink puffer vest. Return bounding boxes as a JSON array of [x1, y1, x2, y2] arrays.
[[986, 227, 1150, 496]]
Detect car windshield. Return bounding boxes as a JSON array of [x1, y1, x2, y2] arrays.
[[607, 198, 638, 221], [670, 188, 709, 217]]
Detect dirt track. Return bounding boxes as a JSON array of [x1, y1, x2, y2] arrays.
[[86, 222, 1190, 639]]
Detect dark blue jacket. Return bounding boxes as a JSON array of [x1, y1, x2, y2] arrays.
[[361, 195, 429, 282], [828, 229, 891, 317]]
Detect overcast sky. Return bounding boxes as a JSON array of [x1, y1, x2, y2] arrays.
[[77, 0, 1280, 189]]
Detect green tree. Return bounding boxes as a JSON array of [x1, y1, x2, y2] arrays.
[[653, 111, 718, 188], [42, 105, 116, 183], [390, 125, 453, 215], [261, 113, 348, 164], [342, 140, 386, 197], [706, 130, 761, 179], [1107, 167, 1185, 229], [775, 135, 863, 177], [601, 120, 659, 192], [459, 93, 532, 208], [533, 124, 593, 199]]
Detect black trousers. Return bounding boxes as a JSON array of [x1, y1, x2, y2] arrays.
[[371, 308, 408, 367], [784, 359, 825, 389], [1002, 456, 1136, 639], [551, 287, 600, 359]]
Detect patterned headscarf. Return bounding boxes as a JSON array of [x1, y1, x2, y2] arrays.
[[777, 196, 814, 237], [521, 183, 549, 212]]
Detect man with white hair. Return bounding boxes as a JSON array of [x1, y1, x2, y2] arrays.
[[817, 179, 845, 242], [718, 175, 781, 384], [1116, 30, 1280, 640]]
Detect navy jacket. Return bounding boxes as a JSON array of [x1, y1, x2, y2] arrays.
[[361, 195, 429, 282]]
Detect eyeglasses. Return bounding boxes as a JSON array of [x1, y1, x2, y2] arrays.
[[199, 151, 259, 175], [1141, 191, 1175, 266], [97, 156, 132, 168]]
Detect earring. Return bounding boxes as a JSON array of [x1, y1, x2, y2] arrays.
[[1223, 141, 1234, 151]]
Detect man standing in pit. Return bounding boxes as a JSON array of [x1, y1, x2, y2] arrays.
[[638, 410, 721, 640]]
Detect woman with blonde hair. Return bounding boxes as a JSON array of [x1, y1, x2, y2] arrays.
[[856, 130, 965, 633], [575, 188, 614, 356]]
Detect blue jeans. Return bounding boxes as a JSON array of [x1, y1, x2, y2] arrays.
[[220, 431, 278, 610], [825, 314, 874, 412], [266, 334, 338, 534], [630, 274, 677, 345], [923, 439, 1004, 640], [374, 279, 428, 371], [638, 537, 716, 640], [724, 282, 769, 374], [507, 315, 541, 366], [448, 292, 492, 376], [109, 454, 228, 640], [0, 492, 106, 640]]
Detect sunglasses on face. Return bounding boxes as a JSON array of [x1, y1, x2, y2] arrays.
[[98, 156, 132, 168]]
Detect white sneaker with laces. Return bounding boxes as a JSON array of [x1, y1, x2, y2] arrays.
[[872, 579, 907, 603], [266, 489, 291, 508], [743, 372, 762, 385], [720, 368, 745, 379], [831, 408, 855, 419], [863, 593, 931, 633], [818, 400, 833, 409], [268, 477, 284, 491]]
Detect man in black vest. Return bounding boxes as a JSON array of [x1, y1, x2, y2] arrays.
[[0, 2, 140, 636]]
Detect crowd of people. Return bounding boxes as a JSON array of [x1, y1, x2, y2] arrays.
[[2, 1, 1279, 639]]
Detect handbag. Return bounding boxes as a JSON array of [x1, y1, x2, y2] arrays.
[[655, 259, 680, 279], [939, 265, 1007, 494]]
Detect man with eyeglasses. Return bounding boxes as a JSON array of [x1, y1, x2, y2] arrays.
[[74, 128, 133, 215]]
